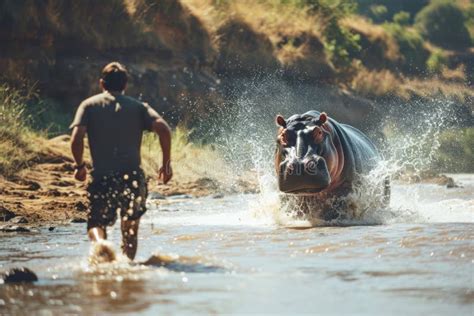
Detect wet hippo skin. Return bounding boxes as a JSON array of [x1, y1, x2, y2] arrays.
[[275, 111, 390, 219]]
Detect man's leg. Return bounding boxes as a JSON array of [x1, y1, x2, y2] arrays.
[[87, 226, 107, 241], [87, 224, 116, 263], [121, 219, 140, 260]]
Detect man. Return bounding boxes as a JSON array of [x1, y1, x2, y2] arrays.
[[70, 62, 172, 261]]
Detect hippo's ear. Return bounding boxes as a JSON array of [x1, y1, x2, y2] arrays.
[[276, 115, 287, 128], [318, 112, 328, 125]]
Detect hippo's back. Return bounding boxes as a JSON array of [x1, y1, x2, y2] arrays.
[[338, 123, 380, 174]]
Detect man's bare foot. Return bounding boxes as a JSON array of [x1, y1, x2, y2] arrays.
[[89, 240, 116, 265]]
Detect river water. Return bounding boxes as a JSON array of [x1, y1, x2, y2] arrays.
[[0, 174, 473, 315]]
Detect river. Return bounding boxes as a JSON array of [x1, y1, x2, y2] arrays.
[[0, 174, 473, 315]]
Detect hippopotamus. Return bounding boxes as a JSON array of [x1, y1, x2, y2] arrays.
[[275, 111, 389, 220]]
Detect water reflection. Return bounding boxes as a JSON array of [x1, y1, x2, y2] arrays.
[[0, 277, 174, 314]]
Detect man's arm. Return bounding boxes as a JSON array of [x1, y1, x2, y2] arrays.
[[152, 118, 172, 184], [71, 126, 87, 181]]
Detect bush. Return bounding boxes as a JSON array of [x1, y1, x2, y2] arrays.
[[393, 11, 410, 26], [434, 128, 474, 172], [465, 3, 474, 42], [356, 0, 428, 24], [415, 1, 471, 49], [298, 0, 361, 69], [324, 20, 361, 69], [384, 23, 429, 73], [0, 85, 39, 177], [426, 49, 448, 74], [26, 98, 74, 137], [370, 5, 388, 23]]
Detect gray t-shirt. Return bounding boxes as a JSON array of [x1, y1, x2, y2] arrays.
[[70, 92, 160, 175]]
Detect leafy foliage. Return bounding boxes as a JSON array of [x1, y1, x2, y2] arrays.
[[356, 0, 428, 24], [296, 0, 361, 68], [426, 49, 448, 74], [0, 85, 39, 176], [369, 5, 388, 23], [434, 128, 474, 172], [392, 11, 410, 26], [383, 23, 428, 74], [415, 0, 471, 49]]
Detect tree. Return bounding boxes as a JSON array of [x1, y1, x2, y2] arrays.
[[415, 0, 471, 49]]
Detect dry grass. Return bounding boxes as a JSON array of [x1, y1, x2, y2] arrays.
[[350, 67, 405, 99], [350, 65, 473, 103], [0, 84, 40, 177], [182, 0, 322, 41], [141, 126, 234, 184], [440, 64, 468, 84], [401, 77, 474, 104], [182, 0, 334, 79]]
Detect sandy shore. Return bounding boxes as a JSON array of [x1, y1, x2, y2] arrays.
[[0, 157, 257, 230]]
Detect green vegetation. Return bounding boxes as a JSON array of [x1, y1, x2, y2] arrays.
[[294, 0, 362, 68], [0, 82, 224, 180], [0, 85, 40, 177], [415, 0, 471, 49], [392, 11, 410, 26], [356, 0, 428, 24], [434, 128, 474, 172], [0, 0, 473, 177], [369, 5, 388, 23], [466, 3, 474, 41], [383, 22, 428, 74], [426, 49, 448, 74]]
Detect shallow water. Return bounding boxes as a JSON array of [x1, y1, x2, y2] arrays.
[[0, 174, 473, 315]]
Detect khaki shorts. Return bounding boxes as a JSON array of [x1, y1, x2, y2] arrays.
[[86, 169, 148, 230]]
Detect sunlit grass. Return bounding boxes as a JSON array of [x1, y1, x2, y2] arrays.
[[141, 126, 233, 183], [0, 84, 42, 177]]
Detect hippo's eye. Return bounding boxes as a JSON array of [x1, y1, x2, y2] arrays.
[[278, 130, 296, 147], [277, 130, 288, 146]]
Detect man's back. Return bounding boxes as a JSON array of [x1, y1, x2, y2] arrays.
[[70, 61, 172, 261], [70, 92, 158, 175]]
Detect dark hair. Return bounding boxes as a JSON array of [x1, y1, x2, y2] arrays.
[[101, 62, 128, 91]]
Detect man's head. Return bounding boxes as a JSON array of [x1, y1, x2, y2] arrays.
[[100, 62, 128, 92]]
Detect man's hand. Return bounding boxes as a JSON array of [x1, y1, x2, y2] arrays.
[[158, 164, 173, 184], [74, 166, 87, 182], [152, 117, 172, 185]]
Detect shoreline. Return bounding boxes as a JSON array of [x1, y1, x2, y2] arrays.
[[0, 161, 458, 231], [0, 158, 258, 230], [0, 136, 458, 230]]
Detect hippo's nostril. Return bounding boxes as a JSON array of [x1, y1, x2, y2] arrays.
[[286, 163, 295, 175], [304, 160, 318, 175]]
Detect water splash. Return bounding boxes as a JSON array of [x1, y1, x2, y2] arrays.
[[209, 77, 468, 225], [88, 240, 118, 265]]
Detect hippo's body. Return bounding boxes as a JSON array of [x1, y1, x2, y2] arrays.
[[275, 111, 389, 219]]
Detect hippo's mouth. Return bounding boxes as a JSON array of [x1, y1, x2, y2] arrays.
[[284, 187, 326, 195], [278, 170, 331, 194], [278, 157, 331, 194]]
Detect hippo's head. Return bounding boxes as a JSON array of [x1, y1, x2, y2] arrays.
[[275, 112, 336, 194]]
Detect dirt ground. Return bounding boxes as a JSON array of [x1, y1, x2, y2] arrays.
[[0, 138, 257, 230]]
